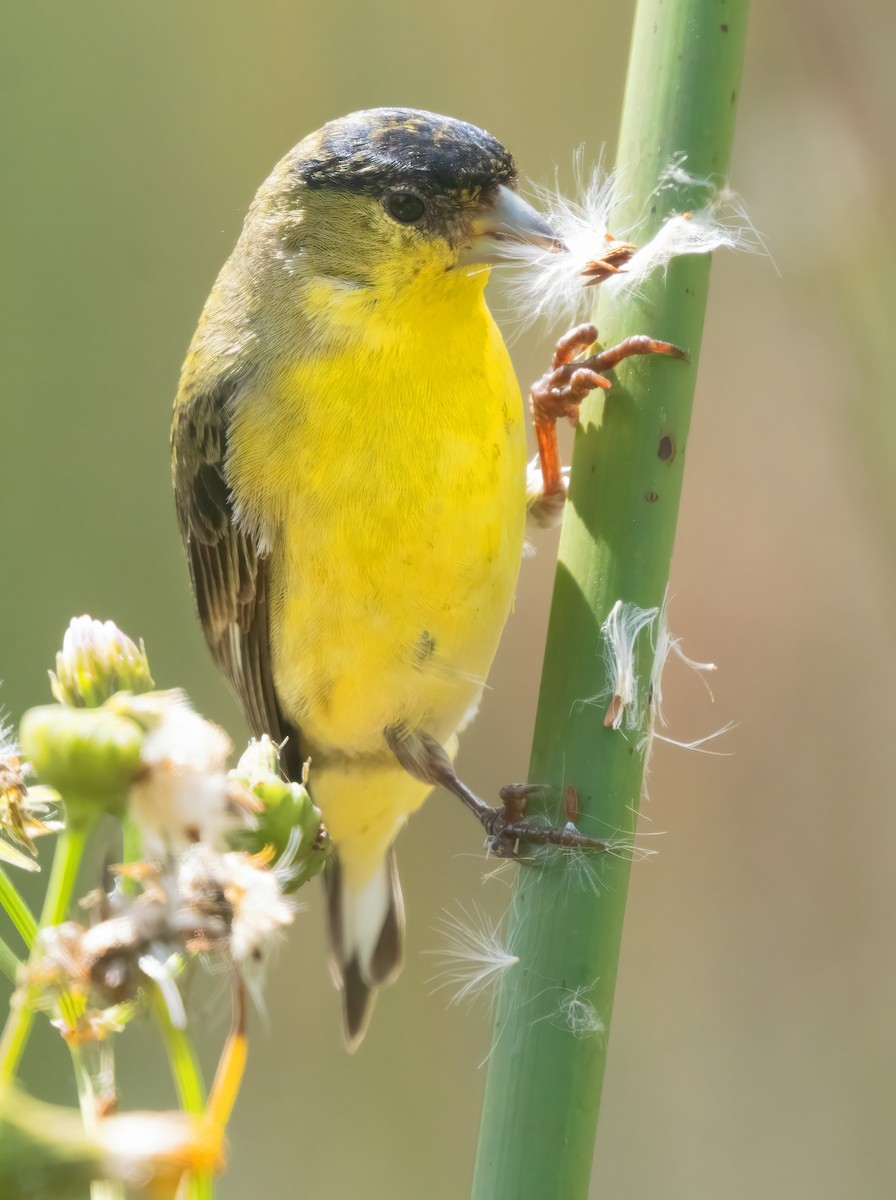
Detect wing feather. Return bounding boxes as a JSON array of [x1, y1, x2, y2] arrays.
[[172, 378, 303, 774]]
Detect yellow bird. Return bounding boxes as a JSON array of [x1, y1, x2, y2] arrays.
[[172, 108, 603, 1046]]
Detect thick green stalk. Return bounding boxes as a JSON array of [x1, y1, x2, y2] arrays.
[[472, 3, 748, 1197]]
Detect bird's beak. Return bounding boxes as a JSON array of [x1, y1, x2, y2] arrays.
[[457, 185, 566, 266]]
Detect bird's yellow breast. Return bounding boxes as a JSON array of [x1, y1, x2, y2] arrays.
[[228, 268, 526, 763]]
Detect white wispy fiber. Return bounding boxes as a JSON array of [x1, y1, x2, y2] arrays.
[[541, 836, 658, 903], [639, 590, 735, 757], [585, 594, 730, 759], [653, 725, 737, 754], [649, 592, 717, 730], [598, 599, 660, 732], [503, 155, 757, 329], [426, 903, 518, 1010], [555, 985, 605, 1040], [525, 975, 606, 1041]]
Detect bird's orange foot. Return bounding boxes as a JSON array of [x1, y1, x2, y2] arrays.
[[528, 323, 689, 519]]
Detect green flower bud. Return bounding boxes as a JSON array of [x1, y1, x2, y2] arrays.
[[232, 734, 282, 784], [50, 616, 154, 709], [19, 706, 144, 826], [228, 737, 331, 891]]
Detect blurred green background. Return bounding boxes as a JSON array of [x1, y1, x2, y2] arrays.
[[2, 1, 894, 1197]]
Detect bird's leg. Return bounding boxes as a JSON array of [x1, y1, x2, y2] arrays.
[[527, 323, 688, 527], [386, 727, 612, 860]]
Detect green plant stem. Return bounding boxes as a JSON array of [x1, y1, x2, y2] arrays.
[[38, 824, 90, 927], [471, 3, 748, 1197], [0, 865, 39, 948], [153, 988, 213, 1200], [0, 821, 92, 1081], [70, 1043, 124, 1200], [119, 814, 142, 896], [0, 935, 20, 983]]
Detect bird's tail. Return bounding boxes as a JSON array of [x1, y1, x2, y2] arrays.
[[325, 848, 405, 1050]]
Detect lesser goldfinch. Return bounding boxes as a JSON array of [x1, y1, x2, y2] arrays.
[[172, 108, 631, 1046]]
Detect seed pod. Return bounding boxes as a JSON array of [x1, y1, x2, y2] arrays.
[[19, 705, 143, 825]]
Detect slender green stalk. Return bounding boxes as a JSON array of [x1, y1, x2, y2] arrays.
[[472, 3, 748, 1196], [0, 935, 20, 983], [154, 990, 206, 1113], [153, 989, 213, 1200], [0, 822, 92, 1081], [37, 825, 90, 928], [70, 1043, 124, 1200], [119, 814, 142, 896], [0, 865, 38, 948]]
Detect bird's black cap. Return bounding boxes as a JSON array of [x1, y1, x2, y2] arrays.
[[296, 107, 517, 198]]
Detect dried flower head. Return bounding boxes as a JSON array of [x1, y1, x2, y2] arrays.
[[0, 719, 62, 870], [20, 841, 295, 1045], [129, 699, 259, 855], [20, 903, 182, 1036], [177, 845, 295, 965]]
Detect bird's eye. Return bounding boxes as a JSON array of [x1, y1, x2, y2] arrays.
[[385, 191, 426, 224]]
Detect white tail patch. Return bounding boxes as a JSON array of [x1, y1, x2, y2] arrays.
[[341, 862, 392, 983]]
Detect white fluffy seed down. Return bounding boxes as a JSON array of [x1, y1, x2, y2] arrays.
[[503, 159, 756, 329], [177, 845, 295, 964], [129, 701, 254, 854]]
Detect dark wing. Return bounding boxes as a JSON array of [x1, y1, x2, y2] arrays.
[[172, 378, 304, 778]]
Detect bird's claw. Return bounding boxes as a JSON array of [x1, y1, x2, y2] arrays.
[[528, 324, 689, 503], [481, 783, 612, 859], [530, 324, 607, 428]]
